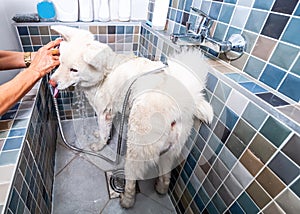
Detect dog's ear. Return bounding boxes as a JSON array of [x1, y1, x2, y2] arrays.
[[83, 42, 113, 69], [50, 25, 94, 42]]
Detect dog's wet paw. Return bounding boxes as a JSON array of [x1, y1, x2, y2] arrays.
[[120, 193, 135, 208], [90, 142, 106, 151], [155, 181, 169, 195]]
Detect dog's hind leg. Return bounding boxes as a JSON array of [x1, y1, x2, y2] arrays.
[[120, 179, 136, 208]]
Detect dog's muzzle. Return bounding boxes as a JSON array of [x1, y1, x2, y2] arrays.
[[49, 79, 59, 98]]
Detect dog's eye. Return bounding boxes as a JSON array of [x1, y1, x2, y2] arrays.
[[70, 68, 78, 72]]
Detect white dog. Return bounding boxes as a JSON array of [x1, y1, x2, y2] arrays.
[[49, 25, 213, 208]]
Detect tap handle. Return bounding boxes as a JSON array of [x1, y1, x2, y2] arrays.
[[190, 7, 211, 20]]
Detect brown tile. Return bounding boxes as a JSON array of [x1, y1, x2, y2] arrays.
[[98, 26, 107, 34], [256, 167, 285, 198], [31, 36, 41, 45], [108, 35, 115, 43], [0, 139, 4, 150], [0, 121, 13, 131], [276, 188, 300, 213], [246, 181, 271, 209], [89, 26, 98, 34], [263, 202, 285, 214], [39, 26, 50, 35], [251, 36, 277, 61], [134, 26, 140, 34], [230, 52, 249, 70], [249, 133, 276, 164], [240, 149, 264, 176]]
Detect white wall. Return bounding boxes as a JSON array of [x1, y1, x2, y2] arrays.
[[0, 0, 148, 51]]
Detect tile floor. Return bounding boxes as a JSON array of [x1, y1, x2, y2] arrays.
[[52, 120, 176, 214]]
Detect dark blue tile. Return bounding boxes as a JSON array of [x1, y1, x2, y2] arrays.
[[256, 92, 289, 107], [291, 177, 300, 198], [259, 64, 286, 89], [279, 74, 300, 102], [253, 0, 275, 10], [17, 26, 29, 36], [0, 111, 17, 120], [194, 192, 205, 211], [268, 152, 299, 185], [237, 192, 259, 213], [240, 82, 267, 94], [197, 187, 210, 205], [261, 13, 289, 39], [187, 181, 196, 197], [207, 201, 219, 214], [271, 0, 298, 15], [229, 201, 244, 213], [220, 107, 239, 130]]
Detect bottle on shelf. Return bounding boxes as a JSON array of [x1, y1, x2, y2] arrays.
[[79, 0, 94, 22], [118, 0, 131, 22], [98, 0, 110, 22]]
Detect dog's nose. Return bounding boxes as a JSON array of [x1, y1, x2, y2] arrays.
[[49, 79, 57, 87]]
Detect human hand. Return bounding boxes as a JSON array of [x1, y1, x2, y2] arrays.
[[29, 39, 62, 77]]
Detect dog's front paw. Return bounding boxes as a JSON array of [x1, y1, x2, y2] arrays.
[[155, 179, 169, 195], [120, 192, 135, 208], [90, 142, 106, 151]]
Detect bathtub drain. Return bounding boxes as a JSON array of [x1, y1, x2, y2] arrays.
[[110, 169, 125, 193]]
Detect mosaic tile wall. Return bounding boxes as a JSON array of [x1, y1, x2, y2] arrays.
[[0, 78, 58, 214], [144, 1, 300, 212], [165, 0, 300, 104]]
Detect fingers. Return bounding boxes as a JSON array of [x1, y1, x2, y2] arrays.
[[44, 38, 63, 50]]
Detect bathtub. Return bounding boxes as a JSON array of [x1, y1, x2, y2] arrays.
[[1, 21, 299, 213]]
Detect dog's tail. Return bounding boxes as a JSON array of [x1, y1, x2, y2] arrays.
[[168, 48, 214, 124]]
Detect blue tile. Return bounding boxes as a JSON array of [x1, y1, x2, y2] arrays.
[[199, 123, 211, 141], [245, 10, 268, 33], [295, 3, 300, 16], [218, 4, 234, 24], [270, 42, 299, 70], [175, 10, 183, 23], [8, 128, 26, 137], [187, 181, 196, 197], [208, 133, 223, 155], [207, 201, 219, 214], [200, 1, 211, 15], [243, 56, 265, 79], [291, 56, 300, 76], [213, 22, 228, 41], [194, 192, 205, 211], [256, 92, 289, 107], [253, 0, 275, 10], [220, 107, 239, 130], [219, 147, 237, 170], [242, 102, 267, 130], [239, 82, 268, 94], [3, 137, 23, 151], [116, 26, 124, 34], [226, 73, 250, 83], [291, 177, 300, 198], [209, 2, 222, 20], [259, 64, 286, 89], [237, 192, 259, 213], [268, 152, 299, 185], [226, 27, 242, 40], [184, 0, 193, 12], [282, 18, 300, 46], [0, 111, 17, 120], [212, 193, 227, 213], [206, 73, 218, 93], [224, 0, 237, 4], [278, 74, 300, 102], [229, 202, 245, 214]]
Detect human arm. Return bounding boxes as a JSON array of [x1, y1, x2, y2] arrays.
[[0, 39, 61, 115]]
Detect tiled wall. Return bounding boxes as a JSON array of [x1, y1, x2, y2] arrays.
[[140, 23, 300, 213], [0, 78, 58, 214], [144, 0, 300, 213], [166, 0, 300, 104]]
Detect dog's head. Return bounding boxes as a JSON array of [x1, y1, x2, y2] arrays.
[[49, 25, 114, 90]]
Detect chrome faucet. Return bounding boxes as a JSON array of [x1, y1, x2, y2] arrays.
[[170, 7, 246, 60]]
